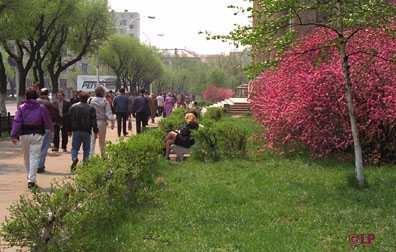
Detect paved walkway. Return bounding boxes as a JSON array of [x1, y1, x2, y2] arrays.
[[0, 118, 162, 251]]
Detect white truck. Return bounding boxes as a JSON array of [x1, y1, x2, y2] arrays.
[[76, 75, 117, 92]]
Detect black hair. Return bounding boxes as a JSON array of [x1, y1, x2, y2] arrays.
[[119, 88, 125, 94], [26, 89, 38, 100]]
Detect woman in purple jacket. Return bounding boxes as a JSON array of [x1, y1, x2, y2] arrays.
[[163, 93, 175, 117], [11, 89, 53, 189]]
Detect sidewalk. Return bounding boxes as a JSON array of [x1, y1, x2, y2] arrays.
[[0, 124, 131, 252]]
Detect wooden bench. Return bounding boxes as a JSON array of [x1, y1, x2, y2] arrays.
[[170, 144, 191, 161]]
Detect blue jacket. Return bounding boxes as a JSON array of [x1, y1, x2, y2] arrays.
[[113, 95, 129, 113]]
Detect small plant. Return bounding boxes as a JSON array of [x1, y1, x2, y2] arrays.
[[204, 107, 223, 121], [159, 108, 186, 133]]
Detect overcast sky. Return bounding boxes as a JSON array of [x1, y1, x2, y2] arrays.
[[108, 0, 251, 55]]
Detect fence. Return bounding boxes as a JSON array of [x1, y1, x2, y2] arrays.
[[0, 112, 14, 136]]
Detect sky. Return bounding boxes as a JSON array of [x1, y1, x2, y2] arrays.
[[108, 0, 251, 55]]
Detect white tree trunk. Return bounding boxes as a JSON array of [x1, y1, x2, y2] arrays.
[[340, 44, 365, 188]]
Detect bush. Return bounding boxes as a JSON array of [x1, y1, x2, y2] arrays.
[[159, 108, 186, 133], [193, 118, 250, 161], [204, 107, 223, 121], [1, 130, 163, 252], [202, 85, 235, 103], [251, 27, 396, 162]]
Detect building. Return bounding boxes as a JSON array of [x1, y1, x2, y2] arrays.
[[112, 10, 141, 39]]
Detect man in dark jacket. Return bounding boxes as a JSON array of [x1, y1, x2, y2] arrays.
[[132, 89, 150, 134], [68, 92, 98, 171], [52, 91, 72, 152], [112, 87, 130, 137], [37, 88, 57, 173]]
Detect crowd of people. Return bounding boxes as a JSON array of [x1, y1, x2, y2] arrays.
[[10, 85, 201, 189]]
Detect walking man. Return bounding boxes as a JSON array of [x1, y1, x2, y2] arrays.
[[11, 88, 53, 189], [52, 91, 71, 152], [132, 89, 150, 134], [68, 92, 98, 171], [156, 93, 164, 117], [112, 88, 130, 137], [37, 88, 57, 173], [89, 86, 115, 157], [148, 93, 158, 124]]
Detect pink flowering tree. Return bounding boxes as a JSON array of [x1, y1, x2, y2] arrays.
[[252, 27, 396, 161], [211, 0, 396, 187], [203, 85, 235, 103]]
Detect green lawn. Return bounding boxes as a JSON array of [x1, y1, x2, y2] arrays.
[[89, 155, 396, 252]]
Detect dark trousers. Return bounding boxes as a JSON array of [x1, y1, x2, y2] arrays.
[[116, 112, 128, 137], [53, 125, 68, 150], [157, 106, 164, 117], [136, 112, 148, 134]]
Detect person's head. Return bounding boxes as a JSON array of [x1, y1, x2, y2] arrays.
[[26, 88, 38, 100], [79, 92, 90, 103], [40, 88, 49, 98], [119, 88, 125, 94], [185, 112, 198, 124], [139, 89, 146, 96], [57, 91, 65, 101], [95, 86, 105, 98]]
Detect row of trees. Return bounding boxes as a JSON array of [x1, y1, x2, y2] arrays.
[[0, 0, 111, 113], [99, 35, 164, 94], [213, 0, 396, 187], [153, 52, 249, 96]]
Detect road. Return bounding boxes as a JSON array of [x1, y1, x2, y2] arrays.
[[5, 101, 17, 116]]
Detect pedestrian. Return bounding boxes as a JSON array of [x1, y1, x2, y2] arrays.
[[131, 89, 150, 134], [148, 93, 158, 124], [88, 86, 115, 157], [156, 93, 164, 117], [112, 88, 130, 137], [70, 90, 81, 104], [105, 92, 115, 114], [52, 91, 71, 152], [68, 92, 98, 171], [164, 92, 175, 117], [37, 88, 58, 173], [11, 88, 53, 189]]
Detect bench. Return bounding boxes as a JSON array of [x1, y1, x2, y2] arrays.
[[170, 144, 191, 161]]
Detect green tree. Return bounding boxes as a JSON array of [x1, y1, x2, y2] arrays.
[[99, 35, 163, 94], [45, 0, 111, 93], [0, 0, 19, 115], [213, 0, 396, 187], [1, 0, 73, 102]]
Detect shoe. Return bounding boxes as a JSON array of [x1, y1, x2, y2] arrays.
[[52, 148, 59, 152], [62, 148, 67, 153], [37, 167, 45, 174], [71, 159, 79, 173], [27, 182, 37, 190]]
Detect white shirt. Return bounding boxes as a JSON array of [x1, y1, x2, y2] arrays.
[[156, 96, 164, 107]]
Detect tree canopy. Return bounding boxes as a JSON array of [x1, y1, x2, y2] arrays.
[[99, 35, 164, 93]]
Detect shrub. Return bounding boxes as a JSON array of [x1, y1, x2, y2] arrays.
[[159, 108, 186, 133], [251, 27, 396, 162], [193, 118, 250, 161], [204, 107, 223, 121], [2, 130, 163, 252], [202, 85, 235, 103]]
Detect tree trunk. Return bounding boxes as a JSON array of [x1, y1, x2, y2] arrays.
[[340, 43, 364, 188], [0, 51, 8, 116], [15, 63, 27, 105], [37, 65, 45, 89], [49, 71, 59, 94]]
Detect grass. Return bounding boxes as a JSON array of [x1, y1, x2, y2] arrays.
[[88, 155, 396, 252]]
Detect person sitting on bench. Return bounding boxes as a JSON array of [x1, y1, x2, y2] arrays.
[[165, 111, 199, 160]]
